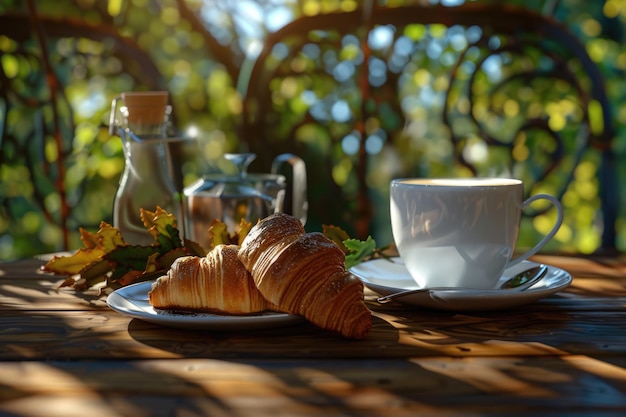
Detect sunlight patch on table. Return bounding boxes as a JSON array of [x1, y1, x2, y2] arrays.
[[411, 357, 557, 397], [562, 355, 626, 382]]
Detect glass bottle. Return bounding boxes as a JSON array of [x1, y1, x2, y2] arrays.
[[109, 91, 182, 245]]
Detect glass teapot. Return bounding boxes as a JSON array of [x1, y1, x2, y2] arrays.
[[183, 153, 308, 249]]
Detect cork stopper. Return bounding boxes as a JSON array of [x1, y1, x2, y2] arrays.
[[121, 91, 169, 126]]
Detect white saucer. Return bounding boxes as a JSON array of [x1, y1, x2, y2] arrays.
[[107, 281, 303, 330], [350, 258, 572, 311]]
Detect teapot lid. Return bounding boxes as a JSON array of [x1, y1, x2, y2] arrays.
[[183, 153, 283, 200]]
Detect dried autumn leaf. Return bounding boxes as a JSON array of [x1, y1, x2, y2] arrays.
[[58, 275, 78, 288], [42, 247, 107, 275], [44, 206, 383, 292], [140, 208, 158, 236], [237, 218, 253, 245], [79, 228, 99, 249], [141, 207, 178, 242], [322, 224, 351, 254], [155, 247, 190, 271], [208, 220, 230, 249], [107, 265, 134, 289], [43, 207, 205, 291], [117, 269, 145, 287], [145, 252, 161, 274], [43, 221, 124, 276], [78, 258, 114, 289], [96, 222, 126, 250], [184, 238, 208, 257]]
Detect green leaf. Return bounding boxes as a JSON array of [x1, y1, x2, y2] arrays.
[[79, 258, 113, 288], [156, 223, 183, 252], [104, 245, 157, 271], [344, 236, 377, 269]]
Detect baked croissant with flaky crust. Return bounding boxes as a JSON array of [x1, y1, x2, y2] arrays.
[[148, 244, 276, 314], [238, 213, 372, 339]]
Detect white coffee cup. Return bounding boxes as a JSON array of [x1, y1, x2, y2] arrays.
[[390, 178, 563, 289]]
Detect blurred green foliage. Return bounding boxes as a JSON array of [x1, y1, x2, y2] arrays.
[[0, 0, 624, 260]]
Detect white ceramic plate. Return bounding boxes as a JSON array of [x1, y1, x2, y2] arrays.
[[350, 258, 572, 311], [107, 281, 303, 330]]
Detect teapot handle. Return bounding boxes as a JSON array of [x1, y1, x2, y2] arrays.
[[272, 154, 308, 225]]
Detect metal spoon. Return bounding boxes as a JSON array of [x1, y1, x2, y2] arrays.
[[376, 264, 548, 304]]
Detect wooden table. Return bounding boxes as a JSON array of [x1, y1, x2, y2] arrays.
[[1, 254, 625, 416]]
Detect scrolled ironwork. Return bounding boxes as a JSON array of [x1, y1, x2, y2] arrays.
[[238, 3, 616, 250]]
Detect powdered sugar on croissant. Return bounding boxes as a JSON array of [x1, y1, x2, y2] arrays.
[[148, 244, 275, 314], [238, 213, 372, 338]]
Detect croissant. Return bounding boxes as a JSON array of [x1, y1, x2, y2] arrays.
[[148, 244, 275, 314], [238, 213, 372, 339]]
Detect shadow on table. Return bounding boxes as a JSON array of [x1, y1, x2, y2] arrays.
[[123, 301, 591, 359], [3, 306, 623, 415], [125, 313, 402, 358], [122, 315, 494, 415], [123, 310, 626, 415]]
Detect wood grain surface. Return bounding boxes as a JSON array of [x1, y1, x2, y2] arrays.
[[1, 254, 625, 416]]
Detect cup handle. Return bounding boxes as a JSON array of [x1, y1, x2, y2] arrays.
[[506, 194, 563, 268], [272, 153, 308, 225]]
